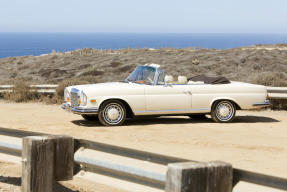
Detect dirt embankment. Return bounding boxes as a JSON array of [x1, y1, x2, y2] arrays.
[[0, 45, 286, 87]]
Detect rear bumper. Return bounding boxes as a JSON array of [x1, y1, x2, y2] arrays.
[[62, 102, 98, 115], [253, 100, 271, 107]]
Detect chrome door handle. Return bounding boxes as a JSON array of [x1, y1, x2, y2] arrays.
[[184, 91, 192, 95]]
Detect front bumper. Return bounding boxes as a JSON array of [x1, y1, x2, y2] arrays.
[[62, 102, 98, 115], [253, 100, 271, 107], [61, 102, 71, 110]]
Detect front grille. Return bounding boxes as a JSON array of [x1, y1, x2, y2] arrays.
[[71, 89, 79, 107]]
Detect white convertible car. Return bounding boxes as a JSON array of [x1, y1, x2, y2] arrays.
[[62, 64, 270, 126]]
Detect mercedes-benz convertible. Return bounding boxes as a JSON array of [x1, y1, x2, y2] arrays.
[[62, 64, 270, 126]]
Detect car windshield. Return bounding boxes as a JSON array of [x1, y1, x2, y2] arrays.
[[125, 66, 156, 85]]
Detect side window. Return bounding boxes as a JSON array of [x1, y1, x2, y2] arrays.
[[157, 71, 165, 85]]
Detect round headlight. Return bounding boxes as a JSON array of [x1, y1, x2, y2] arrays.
[[80, 91, 87, 106]]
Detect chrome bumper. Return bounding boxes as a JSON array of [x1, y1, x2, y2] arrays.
[[253, 100, 271, 107], [62, 102, 71, 110], [62, 102, 98, 115]]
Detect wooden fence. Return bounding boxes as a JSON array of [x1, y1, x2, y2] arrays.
[[0, 127, 286, 192]]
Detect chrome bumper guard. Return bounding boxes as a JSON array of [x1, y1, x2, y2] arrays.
[[62, 103, 99, 114], [253, 100, 271, 107], [62, 102, 71, 110]]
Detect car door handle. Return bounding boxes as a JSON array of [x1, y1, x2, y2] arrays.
[[184, 91, 192, 95]]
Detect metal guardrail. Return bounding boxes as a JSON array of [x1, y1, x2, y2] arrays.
[[0, 84, 58, 93], [267, 87, 287, 99], [0, 127, 286, 191]]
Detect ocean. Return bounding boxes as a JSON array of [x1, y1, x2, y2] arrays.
[[0, 33, 287, 58]]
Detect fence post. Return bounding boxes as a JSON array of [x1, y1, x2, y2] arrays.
[[22, 135, 74, 192], [22, 136, 54, 192], [165, 161, 233, 192], [52, 135, 74, 181]]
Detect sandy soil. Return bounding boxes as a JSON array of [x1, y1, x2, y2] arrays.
[[0, 101, 287, 191]]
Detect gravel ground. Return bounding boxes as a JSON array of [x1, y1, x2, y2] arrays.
[[0, 101, 286, 191]]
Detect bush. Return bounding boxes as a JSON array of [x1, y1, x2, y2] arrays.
[[251, 72, 287, 87], [3, 81, 38, 102]]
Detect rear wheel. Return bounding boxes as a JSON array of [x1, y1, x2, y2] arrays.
[[211, 100, 236, 123], [81, 114, 98, 121], [98, 100, 126, 126]]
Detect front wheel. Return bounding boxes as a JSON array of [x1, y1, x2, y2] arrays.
[[211, 100, 236, 123], [98, 100, 126, 126]]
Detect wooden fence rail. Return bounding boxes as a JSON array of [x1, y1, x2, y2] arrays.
[[0, 127, 286, 192]]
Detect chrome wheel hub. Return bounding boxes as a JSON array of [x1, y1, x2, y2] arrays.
[[107, 108, 120, 120], [218, 105, 230, 117], [103, 103, 124, 125]]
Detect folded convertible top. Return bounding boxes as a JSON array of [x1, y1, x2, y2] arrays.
[[188, 75, 231, 84]]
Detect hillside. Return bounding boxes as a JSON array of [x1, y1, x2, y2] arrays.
[[0, 45, 287, 87]]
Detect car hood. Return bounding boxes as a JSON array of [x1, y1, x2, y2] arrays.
[[69, 82, 126, 90], [67, 81, 145, 96]]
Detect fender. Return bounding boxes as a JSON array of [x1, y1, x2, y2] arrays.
[[97, 96, 136, 111], [209, 97, 241, 109]]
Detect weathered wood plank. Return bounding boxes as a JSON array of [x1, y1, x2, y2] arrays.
[[22, 136, 54, 192], [52, 135, 74, 181], [165, 161, 232, 192]]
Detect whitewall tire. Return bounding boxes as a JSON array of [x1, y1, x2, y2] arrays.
[[98, 100, 126, 126], [211, 100, 236, 123]]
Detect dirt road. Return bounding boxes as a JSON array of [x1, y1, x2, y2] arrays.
[[0, 101, 286, 191]]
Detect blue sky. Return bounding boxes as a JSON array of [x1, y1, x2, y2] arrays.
[[0, 0, 287, 33]]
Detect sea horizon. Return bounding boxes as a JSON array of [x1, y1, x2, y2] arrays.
[[1, 32, 287, 58]]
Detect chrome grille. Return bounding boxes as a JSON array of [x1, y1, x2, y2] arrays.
[[71, 89, 79, 107]]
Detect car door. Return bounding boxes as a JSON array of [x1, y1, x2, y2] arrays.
[[144, 84, 192, 114]]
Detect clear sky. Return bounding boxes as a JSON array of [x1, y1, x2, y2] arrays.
[[0, 0, 287, 33]]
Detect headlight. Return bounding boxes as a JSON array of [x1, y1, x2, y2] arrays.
[[64, 88, 70, 103], [80, 91, 87, 106]]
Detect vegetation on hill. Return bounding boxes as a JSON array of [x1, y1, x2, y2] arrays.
[[0, 45, 286, 107]]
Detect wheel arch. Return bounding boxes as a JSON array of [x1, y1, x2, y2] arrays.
[[210, 97, 241, 110], [99, 98, 135, 118]]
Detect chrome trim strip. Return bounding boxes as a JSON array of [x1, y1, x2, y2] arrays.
[[253, 100, 271, 107], [71, 106, 99, 114], [134, 108, 210, 114]]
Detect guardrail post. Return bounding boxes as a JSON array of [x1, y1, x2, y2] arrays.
[[22, 136, 54, 192], [165, 161, 233, 192], [22, 135, 74, 192], [52, 135, 74, 181]]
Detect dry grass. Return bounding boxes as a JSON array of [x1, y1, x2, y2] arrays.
[[0, 46, 286, 108], [2, 81, 39, 102], [251, 72, 287, 87]]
